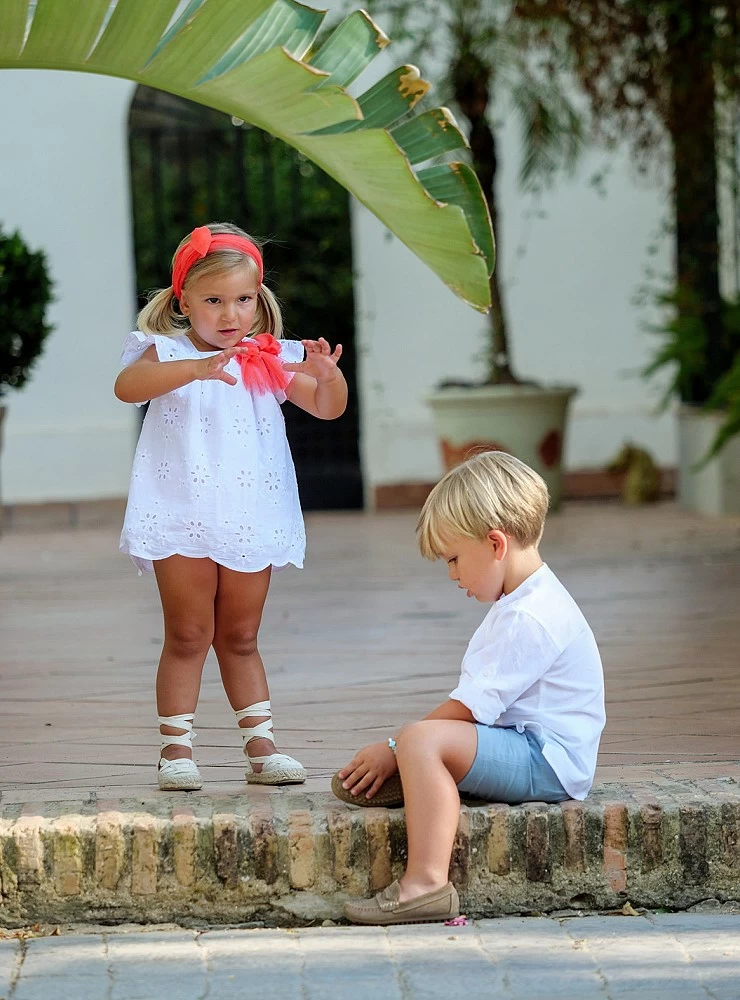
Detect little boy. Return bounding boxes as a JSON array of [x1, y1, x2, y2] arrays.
[[334, 450, 605, 925]]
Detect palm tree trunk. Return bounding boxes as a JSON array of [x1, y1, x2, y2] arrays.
[[667, 1, 727, 404], [482, 133, 517, 385], [452, 53, 518, 384]]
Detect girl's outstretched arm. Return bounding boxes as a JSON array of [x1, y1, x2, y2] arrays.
[[114, 344, 247, 404], [284, 338, 348, 419]]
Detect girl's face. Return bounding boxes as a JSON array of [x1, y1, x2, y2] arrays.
[[439, 530, 509, 603], [179, 264, 260, 350]]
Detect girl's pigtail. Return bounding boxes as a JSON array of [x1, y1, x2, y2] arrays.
[[138, 286, 187, 335], [254, 284, 284, 340]]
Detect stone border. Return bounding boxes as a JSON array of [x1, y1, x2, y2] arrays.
[[374, 469, 677, 508], [1, 780, 739, 926]]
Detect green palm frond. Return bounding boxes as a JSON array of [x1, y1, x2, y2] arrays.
[[0, 0, 494, 311], [512, 82, 584, 193]]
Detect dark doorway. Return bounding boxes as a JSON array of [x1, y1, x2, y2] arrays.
[[128, 86, 362, 510]]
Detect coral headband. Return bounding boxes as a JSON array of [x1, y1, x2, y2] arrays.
[[172, 226, 263, 299]]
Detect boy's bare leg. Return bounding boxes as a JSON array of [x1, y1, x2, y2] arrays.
[[394, 720, 478, 902]]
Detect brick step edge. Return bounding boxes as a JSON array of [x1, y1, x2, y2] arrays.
[[1, 781, 739, 926]]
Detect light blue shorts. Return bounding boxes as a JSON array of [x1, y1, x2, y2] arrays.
[[457, 725, 569, 804]]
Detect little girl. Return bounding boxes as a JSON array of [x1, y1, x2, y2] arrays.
[[114, 222, 347, 791]]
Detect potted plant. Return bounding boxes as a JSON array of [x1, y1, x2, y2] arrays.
[[363, 0, 584, 507], [513, 0, 740, 514], [646, 288, 740, 514], [0, 226, 54, 519]]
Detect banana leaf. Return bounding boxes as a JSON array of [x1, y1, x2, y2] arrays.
[[0, 0, 494, 310]]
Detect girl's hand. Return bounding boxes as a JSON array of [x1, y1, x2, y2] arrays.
[[337, 741, 398, 800], [282, 338, 343, 383], [194, 346, 249, 385]]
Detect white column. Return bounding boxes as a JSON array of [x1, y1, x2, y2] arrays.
[[0, 70, 137, 503]]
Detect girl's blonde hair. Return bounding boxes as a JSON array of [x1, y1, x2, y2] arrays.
[[417, 450, 549, 558], [137, 222, 283, 338]]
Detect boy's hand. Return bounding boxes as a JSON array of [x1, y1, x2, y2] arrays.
[[282, 337, 343, 383], [337, 741, 398, 800]]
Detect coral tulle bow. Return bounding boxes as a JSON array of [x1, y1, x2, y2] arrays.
[[236, 333, 291, 395]]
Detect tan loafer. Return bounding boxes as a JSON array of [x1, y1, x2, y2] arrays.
[[344, 880, 459, 925], [331, 770, 404, 808]]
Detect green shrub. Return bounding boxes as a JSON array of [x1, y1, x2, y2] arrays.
[[0, 226, 53, 396]]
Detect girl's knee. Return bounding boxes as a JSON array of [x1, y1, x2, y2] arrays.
[[213, 624, 260, 658], [164, 619, 214, 658]]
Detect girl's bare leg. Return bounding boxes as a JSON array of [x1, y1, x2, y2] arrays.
[[394, 720, 478, 902], [153, 555, 218, 760], [212, 565, 276, 769]]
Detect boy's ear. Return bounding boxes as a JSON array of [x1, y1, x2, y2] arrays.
[[486, 529, 508, 561]]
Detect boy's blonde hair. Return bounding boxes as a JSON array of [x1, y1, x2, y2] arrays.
[[137, 221, 283, 339], [417, 450, 549, 557]]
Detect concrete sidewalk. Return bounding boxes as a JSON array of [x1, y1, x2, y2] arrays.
[[1, 501, 739, 924], [3, 913, 740, 999]]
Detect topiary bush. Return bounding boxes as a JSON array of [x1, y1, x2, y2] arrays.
[[0, 226, 53, 397]]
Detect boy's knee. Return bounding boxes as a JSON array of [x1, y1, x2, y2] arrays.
[[395, 720, 439, 756]]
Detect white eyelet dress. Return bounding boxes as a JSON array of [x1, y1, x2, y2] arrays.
[[119, 331, 306, 575]]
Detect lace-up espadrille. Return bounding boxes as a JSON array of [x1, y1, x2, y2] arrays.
[[331, 770, 404, 808], [344, 880, 459, 925], [157, 714, 202, 791], [236, 700, 306, 785]]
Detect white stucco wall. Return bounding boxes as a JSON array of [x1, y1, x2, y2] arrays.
[[0, 44, 680, 506], [0, 71, 137, 503], [352, 121, 677, 492]]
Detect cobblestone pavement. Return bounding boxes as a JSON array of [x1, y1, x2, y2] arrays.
[[1, 913, 739, 999]]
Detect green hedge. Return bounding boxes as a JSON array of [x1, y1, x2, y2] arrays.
[[0, 226, 53, 396]]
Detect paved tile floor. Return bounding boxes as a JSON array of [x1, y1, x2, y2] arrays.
[[1, 501, 739, 803], [1, 913, 739, 999]]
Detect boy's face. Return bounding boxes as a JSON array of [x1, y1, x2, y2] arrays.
[[439, 530, 508, 603]]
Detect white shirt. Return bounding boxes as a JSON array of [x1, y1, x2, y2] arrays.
[[119, 331, 306, 575], [449, 564, 605, 800]]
